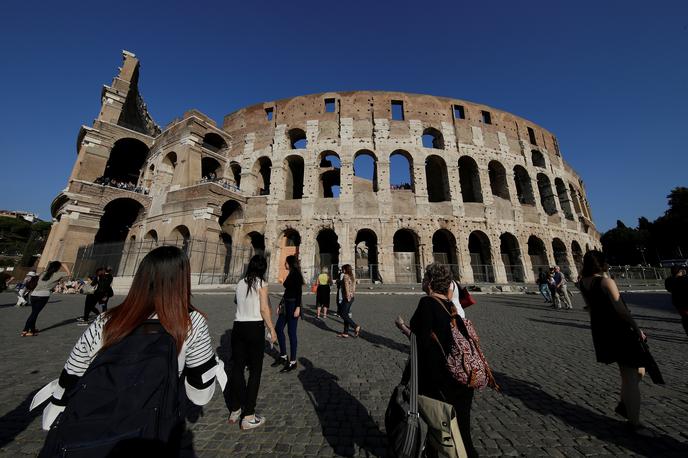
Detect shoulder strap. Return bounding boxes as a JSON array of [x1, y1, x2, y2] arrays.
[[409, 334, 419, 415]]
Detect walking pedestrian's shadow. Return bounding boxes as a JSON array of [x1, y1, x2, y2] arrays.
[[529, 318, 590, 330], [0, 389, 40, 449], [301, 308, 336, 333], [495, 372, 688, 457], [298, 357, 386, 457]]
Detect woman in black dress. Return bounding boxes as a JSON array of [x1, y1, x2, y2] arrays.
[[578, 250, 649, 434]]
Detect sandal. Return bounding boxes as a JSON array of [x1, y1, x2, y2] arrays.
[[355, 326, 361, 337], [336, 333, 350, 338], [20, 331, 36, 337]]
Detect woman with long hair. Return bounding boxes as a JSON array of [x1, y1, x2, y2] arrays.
[[227, 255, 276, 430], [272, 255, 303, 373], [21, 261, 67, 336], [315, 266, 332, 319], [33, 246, 225, 435], [578, 250, 650, 435], [337, 264, 361, 338]]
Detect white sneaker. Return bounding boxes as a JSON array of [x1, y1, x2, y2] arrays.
[[228, 409, 242, 424], [240, 414, 265, 430]]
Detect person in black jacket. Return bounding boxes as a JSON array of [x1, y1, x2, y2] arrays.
[[410, 263, 479, 458], [665, 265, 688, 335], [272, 255, 303, 373], [77, 268, 104, 325]]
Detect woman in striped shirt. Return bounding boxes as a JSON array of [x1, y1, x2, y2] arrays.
[[31, 246, 225, 432]]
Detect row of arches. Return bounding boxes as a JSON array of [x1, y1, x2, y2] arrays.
[[249, 150, 586, 220], [284, 127, 446, 151]]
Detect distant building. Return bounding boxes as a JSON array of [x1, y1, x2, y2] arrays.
[[0, 210, 37, 222]]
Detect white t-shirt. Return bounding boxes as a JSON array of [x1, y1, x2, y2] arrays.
[[235, 278, 266, 322], [449, 281, 466, 319]]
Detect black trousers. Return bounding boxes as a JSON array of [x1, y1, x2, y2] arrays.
[[83, 295, 100, 320], [228, 321, 265, 416], [24, 296, 50, 332]]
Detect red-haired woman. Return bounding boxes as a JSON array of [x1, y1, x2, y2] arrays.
[[31, 246, 225, 449]]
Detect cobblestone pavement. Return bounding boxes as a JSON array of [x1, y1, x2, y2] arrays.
[[0, 290, 686, 457]]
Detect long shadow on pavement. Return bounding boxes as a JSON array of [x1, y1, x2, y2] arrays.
[[39, 318, 78, 333], [495, 372, 688, 457], [0, 389, 41, 449], [298, 357, 386, 457], [529, 318, 590, 330]]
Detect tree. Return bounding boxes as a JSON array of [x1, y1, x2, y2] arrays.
[[601, 187, 688, 265]]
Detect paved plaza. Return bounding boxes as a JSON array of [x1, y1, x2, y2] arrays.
[[0, 290, 686, 457]]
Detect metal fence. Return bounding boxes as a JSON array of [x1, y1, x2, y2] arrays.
[[608, 266, 670, 283], [73, 239, 263, 285]]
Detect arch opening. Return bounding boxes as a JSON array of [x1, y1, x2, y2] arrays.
[[94, 198, 144, 244], [230, 162, 242, 189], [278, 229, 301, 282], [284, 155, 304, 199], [101, 138, 150, 185], [316, 229, 340, 276], [555, 178, 574, 220], [144, 229, 158, 244], [500, 233, 524, 282], [458, 156, 483, 203], [393, 229, 421, 283], [432, 229, 459, 278], [246, 231, 266, 256], [468, 231, 494, 283], [537, 173, 558, 215], [202, 132, 227, 152], [552, 238, 571, 279], [288, 128, 307, 149], [201, 157, 222, 181], [422, 127, 444, 149], [531, 149, 546, 168], [425, 155, 451, 202], [528, 235, 549, 279], [353, 150, 378, 193], [514, 165, 535, 205], [319, 151, 341, 198], [169, 225, 191, 254], [355, 229, 380, 283], [488, 160, 510, 200], [571, 241, 584, 273], [253, 157, 272, 196], [569, 183, 582, 216], [390, 150, 414, 191]]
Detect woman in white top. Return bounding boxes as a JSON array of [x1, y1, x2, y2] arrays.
[[227, 255, 277, 430]]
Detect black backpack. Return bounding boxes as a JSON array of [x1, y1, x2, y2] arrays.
[[40, 321, 184, 457]]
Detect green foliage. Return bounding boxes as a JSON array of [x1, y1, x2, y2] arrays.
[[0, 216, 52, 266], [601, 187, 688, 265]]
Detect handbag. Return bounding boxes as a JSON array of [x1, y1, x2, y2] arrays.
[[311, 281, 318, 294], [458, 287, 476, 308], [639, 338, 664, 384], [385, 333, 427, 458], [430, 297, 498, 390]]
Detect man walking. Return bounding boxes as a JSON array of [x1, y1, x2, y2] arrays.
[[553, 266, 572, 310], [536, 268, 551, 303]]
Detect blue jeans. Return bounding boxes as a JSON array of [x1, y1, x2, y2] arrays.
[[339, 299, 358, 334], [538, 283, 551, 302], [276, 299, 299, 361]]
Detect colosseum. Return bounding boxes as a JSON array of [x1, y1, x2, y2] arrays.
[[40, 51, 600, 286]]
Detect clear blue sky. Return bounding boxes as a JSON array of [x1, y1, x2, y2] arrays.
[[1, 0, 686, 232]]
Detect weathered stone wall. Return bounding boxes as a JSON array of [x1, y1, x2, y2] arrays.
[[40, 51, 600, 285]]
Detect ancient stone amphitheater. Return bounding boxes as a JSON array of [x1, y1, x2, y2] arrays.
[[41, 51, 600, 285]]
